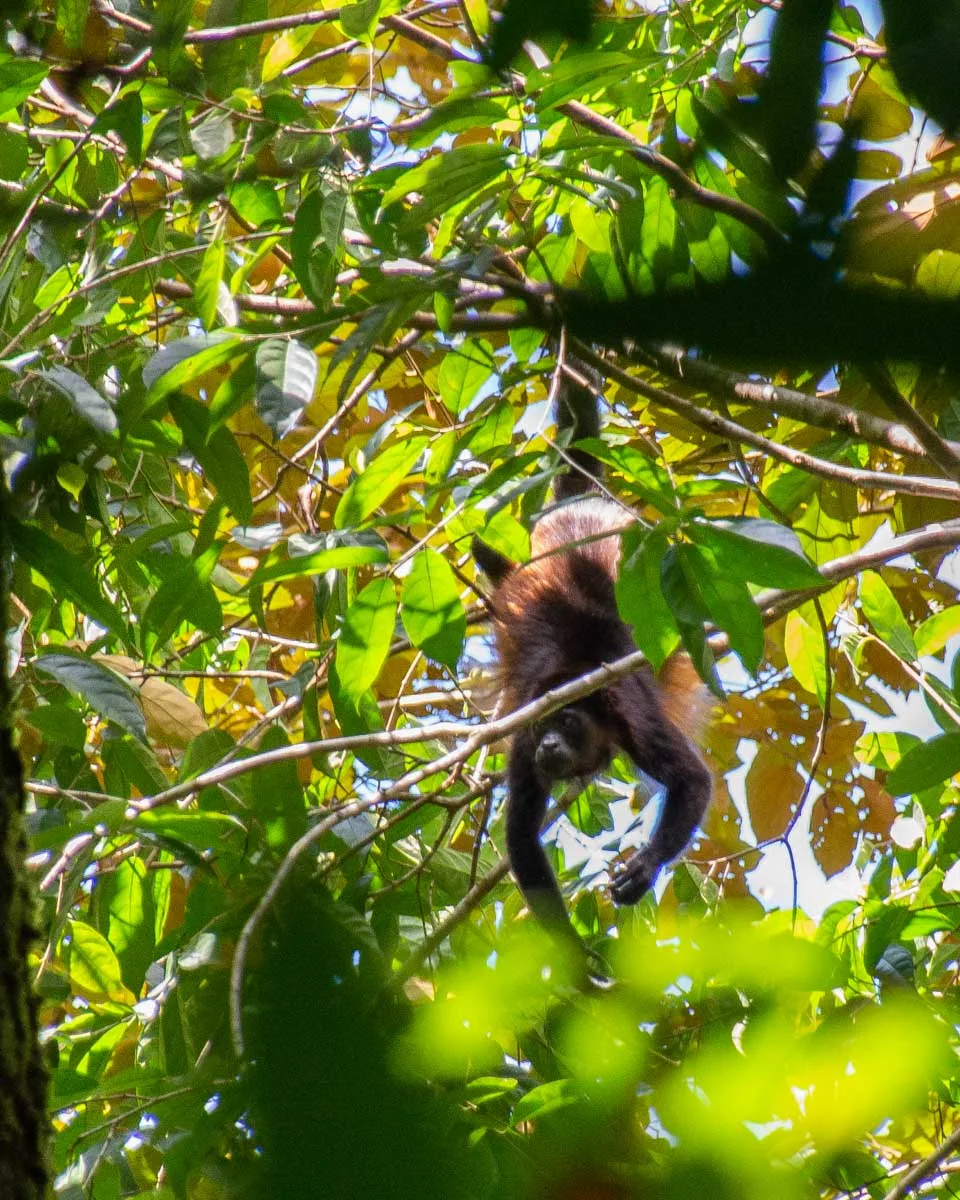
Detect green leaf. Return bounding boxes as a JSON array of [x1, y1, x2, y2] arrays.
[[10, 521, 125, 638], [0, 56, 48, 114], [887, 732, 960, 796], [34, 650, 146, 740], [917, 249, 960, 299], [142, 333, 248, 408], [335, 577, 397, 700], [194, 237, 226, 331], [688, 543, 764, 673], [400, 549, 466, 670], [573, 440, 677, 514], [201, 0, 267, 97], [96, 857, 156, 993], [330, 299, 416, 403], [136, 809, 248, 855], [57, 0, 89, 50], [334, 437, 428, 529], [512, 1079, 582, 1124], [0, 127, 28, 182], [860, 571, 917, 661], [23, 702, 87, 750], [169, 395, 253, 523], [409, 98, 510, 149], [255, 338, 318, 438], [327, 661, 391, 774], [640, 176, 680, 285], [379, 144, 510, 211], [249, 530, 389, 587], [690, 518, 822, 589], [67, 919, 131, 1003], [340, 0, 382, 40], [91, 91, 143, 164], [143, 541, 224, 648], [41, 367, 117, 434], [916, 605, 960, 657], [438, 340, 494, 414], [659, 545, 723, 695], [616, 526, 679, 671], [784, 604, 828, 707], [250, 727, 308, 849], [291, 189, 345, 308]]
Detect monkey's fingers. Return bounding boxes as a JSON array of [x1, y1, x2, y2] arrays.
[[609, 850, 660, 905]]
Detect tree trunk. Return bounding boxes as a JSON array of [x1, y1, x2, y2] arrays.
[[0, 482, 48, 1196]]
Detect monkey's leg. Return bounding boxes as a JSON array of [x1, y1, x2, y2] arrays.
[[606, 675, 712, 905]]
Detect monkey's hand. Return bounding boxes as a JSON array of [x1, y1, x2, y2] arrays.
[[609, 849, 662, 905]]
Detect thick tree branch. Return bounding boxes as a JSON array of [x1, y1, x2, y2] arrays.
[[862, 362, 960, 482], [131, 514, 960, 819], [755, 518, 960, 626], [647, 345, 960, 463], [577, 347, 960, 502]]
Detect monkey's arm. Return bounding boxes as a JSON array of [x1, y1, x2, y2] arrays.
[[506, 729, 584, 945], [607, 674, 712, 905]]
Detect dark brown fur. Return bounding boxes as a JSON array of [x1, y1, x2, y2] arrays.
[[474, 365, 712, 951]]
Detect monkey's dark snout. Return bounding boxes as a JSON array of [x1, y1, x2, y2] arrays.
[[535, 730, 571, 777]]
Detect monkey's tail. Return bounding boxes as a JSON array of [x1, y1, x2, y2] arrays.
[[657, 652, 713, 741], [554, 357, 603, 502]]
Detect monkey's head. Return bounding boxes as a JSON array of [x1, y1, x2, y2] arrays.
[[534, 704, 611, 782]]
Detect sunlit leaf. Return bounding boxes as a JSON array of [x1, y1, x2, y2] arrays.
[[400, 549, 465, 670], [860, 571, 917, 661], [67, 919, 135, 1004], [784, 605, 828, 707], [334, 437, 428, 529], [886, 732, 960, 795], [335, 577, 397, 700]]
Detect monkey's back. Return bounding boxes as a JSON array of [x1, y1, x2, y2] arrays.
[[488, 498, 636, 710]]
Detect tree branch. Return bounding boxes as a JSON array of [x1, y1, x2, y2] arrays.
[[520, 41, 784, 249], [576, 347, 960, 502], [883, 1125, 960, 1200], [647, 345, 960, 462], [862, 362, 960, 482]]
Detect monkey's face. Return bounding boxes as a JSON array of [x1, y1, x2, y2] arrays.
[[534, 705, 610, 782]]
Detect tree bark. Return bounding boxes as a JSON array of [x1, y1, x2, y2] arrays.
[[0, 481, 48, 1196]]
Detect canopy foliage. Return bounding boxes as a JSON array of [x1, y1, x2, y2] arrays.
[[5, 0, 960, 1196]]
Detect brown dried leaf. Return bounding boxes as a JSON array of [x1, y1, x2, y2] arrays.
[[96, 654, 207, 748], [746, 743, 805, 841], [139, 679, 208, 748], [858, 776, 896, 841], [810, 786, 859, 878]]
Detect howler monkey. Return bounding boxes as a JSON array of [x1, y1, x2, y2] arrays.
[[473, 360, 712, 948]]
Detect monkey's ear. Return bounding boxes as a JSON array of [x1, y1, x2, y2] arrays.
[[473, 536, 515, 584]]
